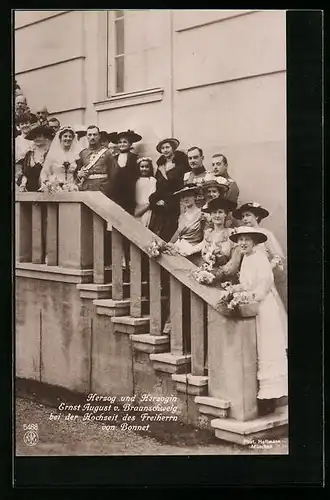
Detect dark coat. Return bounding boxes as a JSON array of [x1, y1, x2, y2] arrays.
[[148, 150, 190, 241], [21, 149, 47, 192], [110, 151, 140, 215]]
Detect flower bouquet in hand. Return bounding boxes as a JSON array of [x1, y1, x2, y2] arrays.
[[216, 281, 259, 317], [38, 175, 79, 194], [145, 239, 178, 259], [190, 267, 215, 285], [271, 254, 284, 272], [203, 251, 217, 271], [190, 250, 218, 285]]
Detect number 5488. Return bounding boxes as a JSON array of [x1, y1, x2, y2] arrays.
[[23, 424, 38, 430]]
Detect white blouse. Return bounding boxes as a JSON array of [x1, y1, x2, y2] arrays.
[[117, 153, 128, 168]]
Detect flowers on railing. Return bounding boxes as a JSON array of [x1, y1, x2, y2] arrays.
[[38, 176, 79, 193], [145, 239, 178, 259], [215, 282, 259, 317], [190, 266, 215, 285]]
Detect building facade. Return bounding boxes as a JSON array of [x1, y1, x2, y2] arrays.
[[14, 9, 286, 253]]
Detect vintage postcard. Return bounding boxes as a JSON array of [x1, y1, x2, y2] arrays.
[[13, 10, 324, 486], [14, 8, 289, 460]]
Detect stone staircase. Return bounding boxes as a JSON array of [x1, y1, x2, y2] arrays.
[[75, 271, 288, 446]]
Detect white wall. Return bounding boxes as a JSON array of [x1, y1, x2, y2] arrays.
[[172, 10, 287, 253], [14, 9, 287, 253], [15, 10, 85, 116]]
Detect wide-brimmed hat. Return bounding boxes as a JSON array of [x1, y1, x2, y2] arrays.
[[100, 131, 118, 143], [229, 226, 268, 244], [173, 184, 200, 198], [25, 122, 53, 141], [202, 176, 229, 195], [202, 197, 236, 213], [100, 130, 110, 141], [156, 137, 180, 154], [110, 130, 142, 144], [233, 202, 269, 221], [15, 112, 38, 125]]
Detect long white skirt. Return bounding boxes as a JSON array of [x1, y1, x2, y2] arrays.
[[256, 287, 288, 399]]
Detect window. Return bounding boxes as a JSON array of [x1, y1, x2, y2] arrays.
[[114, 10, 125, 93], [107, 10, 167, 97]]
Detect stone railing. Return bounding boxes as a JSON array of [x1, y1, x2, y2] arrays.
[[15, 191, 259, 422]]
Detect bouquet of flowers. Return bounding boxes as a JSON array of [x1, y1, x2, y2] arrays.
[[145, 239, 178, 259], [271, 254, 284, 272], [216, 282, 259, 317], [190, 267, 215, 285], [203, 251, 216, 271], [38, 176, 79, 193]]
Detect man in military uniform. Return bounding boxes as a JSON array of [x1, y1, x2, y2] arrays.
[[211, 153, 239, 204], [76, 125, 118, 267], [76, 125, 117, 197], [184, 146, 208, 207]]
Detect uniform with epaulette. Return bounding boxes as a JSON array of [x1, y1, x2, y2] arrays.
[[76, 146, 117, 196], [183, 166, 207, 208]]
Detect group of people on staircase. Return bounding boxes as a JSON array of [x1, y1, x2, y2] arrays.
[[15, 101, 287, 417]]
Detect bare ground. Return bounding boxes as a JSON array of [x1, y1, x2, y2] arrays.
[[16, 397, 288, 456]]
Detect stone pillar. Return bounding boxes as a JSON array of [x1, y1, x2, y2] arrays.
[[58, 203, 93, 269], [207, 305, 258, 421]]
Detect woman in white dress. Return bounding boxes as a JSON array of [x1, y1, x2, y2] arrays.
[[229, 226, 288, 416], [233, 202, 288, 348], [134, 157, 157, 228], [39, 126, 81, 185]]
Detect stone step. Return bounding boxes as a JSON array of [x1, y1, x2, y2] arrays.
[[149, 352, 191, 374], [172, 374, 209, 396], [211, 405, 288, 446], [93, 299, 131, 317], [130, 333, 170, 354], [194, 395, 230, 418], [111, 315, 150, 334], [79, 280, 150, 300]]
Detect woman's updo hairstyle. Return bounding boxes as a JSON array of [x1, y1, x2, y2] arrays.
[[59, 126, 75, 140]]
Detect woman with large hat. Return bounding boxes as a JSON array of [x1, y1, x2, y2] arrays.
[[202, 173, 240, 229], [169, 184, 204, 259], [149, 138, 190, 242], [199, 197, 240, 275], [233, 201, 287, 347], [108, 129, 142, 215], [19, 122, 53, 192], [233, 202, 285, 273], [229, 226, 288, 415], [202, 175, 230, 204]]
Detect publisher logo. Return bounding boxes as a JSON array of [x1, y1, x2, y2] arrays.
[[23, 430, 39, 447]]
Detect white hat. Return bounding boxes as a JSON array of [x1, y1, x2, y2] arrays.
[[229, 226, 268, 244]]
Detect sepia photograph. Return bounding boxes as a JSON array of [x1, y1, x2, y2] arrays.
[[14, 9, 290, 460]]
